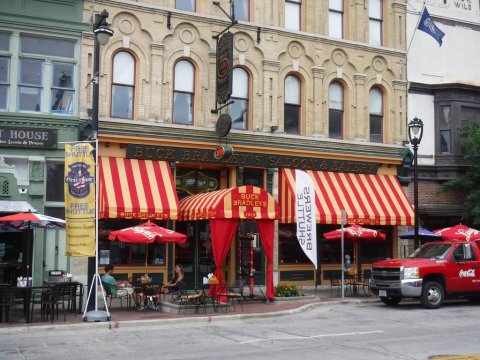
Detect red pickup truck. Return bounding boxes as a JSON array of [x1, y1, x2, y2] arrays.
[[369, 240, 480, 309]]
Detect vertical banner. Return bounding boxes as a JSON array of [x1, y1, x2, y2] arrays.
[[295, 169, 317, 269], [64, 143, 96, 256]]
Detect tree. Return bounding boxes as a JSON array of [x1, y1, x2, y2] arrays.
[[441, 122, 480, 226]]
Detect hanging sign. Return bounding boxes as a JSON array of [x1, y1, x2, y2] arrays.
[[214, 146, 234, 160], [216, 32, 233, 104]]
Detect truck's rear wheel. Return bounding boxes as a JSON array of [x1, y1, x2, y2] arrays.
[[380, 296, 401, 306], [421, 281, 444, 309]]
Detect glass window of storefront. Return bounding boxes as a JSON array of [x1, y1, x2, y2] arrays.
[[279, 223, 393, 266], [98, 219, 167, 267]]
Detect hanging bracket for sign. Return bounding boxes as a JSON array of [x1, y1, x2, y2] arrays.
[[211, 1, 237, 114]]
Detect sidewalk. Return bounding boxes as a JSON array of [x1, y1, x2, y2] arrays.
[[0, 286, 378, 331]]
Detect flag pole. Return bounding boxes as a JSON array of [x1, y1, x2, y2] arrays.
[[406, 2, 426, 56]]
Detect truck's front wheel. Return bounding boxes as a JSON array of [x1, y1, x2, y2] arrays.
[[421, 281, 444, 309], [380, 296, 401, 306]]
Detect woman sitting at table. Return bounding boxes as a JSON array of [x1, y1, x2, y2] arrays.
[[160, 264, 184, 294]]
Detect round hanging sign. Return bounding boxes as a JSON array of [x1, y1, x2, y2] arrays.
[[215, 114, 232, 138]]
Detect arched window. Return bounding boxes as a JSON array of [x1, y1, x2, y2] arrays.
[[111, 51, 135, 119], [329, 81, 344, 139], [369, 87, 383, 143], [284, 74, 301, 135], [230, 68, 249, 130], [173, 60, 194, 125]]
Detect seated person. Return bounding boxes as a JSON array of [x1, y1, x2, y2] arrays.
[[160, 264, 185, 294], [101, 265, 140, 307]]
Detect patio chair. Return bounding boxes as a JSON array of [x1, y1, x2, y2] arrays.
[[101, 282, 131, 311], [176, 288, 207, 315], [361, 269, 372, 296], [324, 271, 341, 297], [30, 285, 66, 323], [215, 281, 244, 312], [0, 285, 14, 323]]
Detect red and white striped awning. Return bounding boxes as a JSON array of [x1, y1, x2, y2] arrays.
[[179, 185, 279, 221], [99, 157, 180, 220], [280, 168, 414, 226]]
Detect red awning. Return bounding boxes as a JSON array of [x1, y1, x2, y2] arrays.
[[280, 168, 414, 226], [99, 157, 180, 220], [179, 185, 279, 221]]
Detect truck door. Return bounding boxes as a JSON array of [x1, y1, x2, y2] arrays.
[[447, 243, 480, 292]]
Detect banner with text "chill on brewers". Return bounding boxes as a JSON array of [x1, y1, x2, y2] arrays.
[[64, 143, 96, 256], [295, 169, 317, 269]]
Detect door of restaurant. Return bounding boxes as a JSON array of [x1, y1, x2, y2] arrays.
[[237, 221, 265, 287], [175, 220, 215, 286]]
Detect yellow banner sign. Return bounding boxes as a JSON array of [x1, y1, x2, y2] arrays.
[[65, 219, 96, 257], [64, 143, 96, 257]]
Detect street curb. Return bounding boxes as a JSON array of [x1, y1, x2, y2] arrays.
[[0, 297, 379, 334]]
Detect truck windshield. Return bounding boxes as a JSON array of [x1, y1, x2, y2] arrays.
[[408, 243, 452, 259]]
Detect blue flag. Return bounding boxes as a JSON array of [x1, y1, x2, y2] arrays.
[[417, 7, 445, 46]]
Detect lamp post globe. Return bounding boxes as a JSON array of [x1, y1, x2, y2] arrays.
[[408, 117, 424, 248]]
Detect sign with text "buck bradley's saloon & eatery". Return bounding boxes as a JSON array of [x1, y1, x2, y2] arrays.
[[126, 144, 380, 174], [0, 127, 57, 149]]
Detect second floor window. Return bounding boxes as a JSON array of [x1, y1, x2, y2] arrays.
[[285, 0, 301, 31], [369, 87, 383, 143], [329, 0, 344, 39], [173, 60, 194, 125], [284, 74, 301, 135], [111, 51, 135, 119], [18, 35, 76, 115], [230, 68, 249, 130], [369, 0, 383, 46], [439, 105, 451, 153], [329, 81, 344, 139], [0, 34, 10, 111], [234, 0, 249, 21], [176, 0, 195, 12]]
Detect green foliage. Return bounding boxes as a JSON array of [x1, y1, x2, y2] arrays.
[[274, 284, 303, 297], [440, 122, 480, 225]]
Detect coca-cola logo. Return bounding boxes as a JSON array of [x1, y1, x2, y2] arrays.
[[459, 269, 476, 277]]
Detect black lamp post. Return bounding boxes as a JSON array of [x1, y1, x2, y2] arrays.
[[91, 10, 114, 136], [408, 117, 424, 248], [84, 9, 113, 321]]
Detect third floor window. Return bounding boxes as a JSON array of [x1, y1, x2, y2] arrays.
[[176, 0, 195, 12], [329, 0, 344, 39], [369, 0, 383, 46], [285, 0, 301, 31]]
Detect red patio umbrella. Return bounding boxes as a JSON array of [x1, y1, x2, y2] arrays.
[[0, 211, 65, 279], [108, 222, 187, 272], [323, 225, 386, 279], [433, 224, 480, 241]]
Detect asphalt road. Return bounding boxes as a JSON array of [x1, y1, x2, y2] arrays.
[[1, 299, 480, 360]]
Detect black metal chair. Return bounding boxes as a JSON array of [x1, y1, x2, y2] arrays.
[[102, 282, 131, 311], [0, 285, 14, 323]]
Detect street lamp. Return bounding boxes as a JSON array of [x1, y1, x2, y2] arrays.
[[83, 9, 113, 323], [408, 117, 424, 248]]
